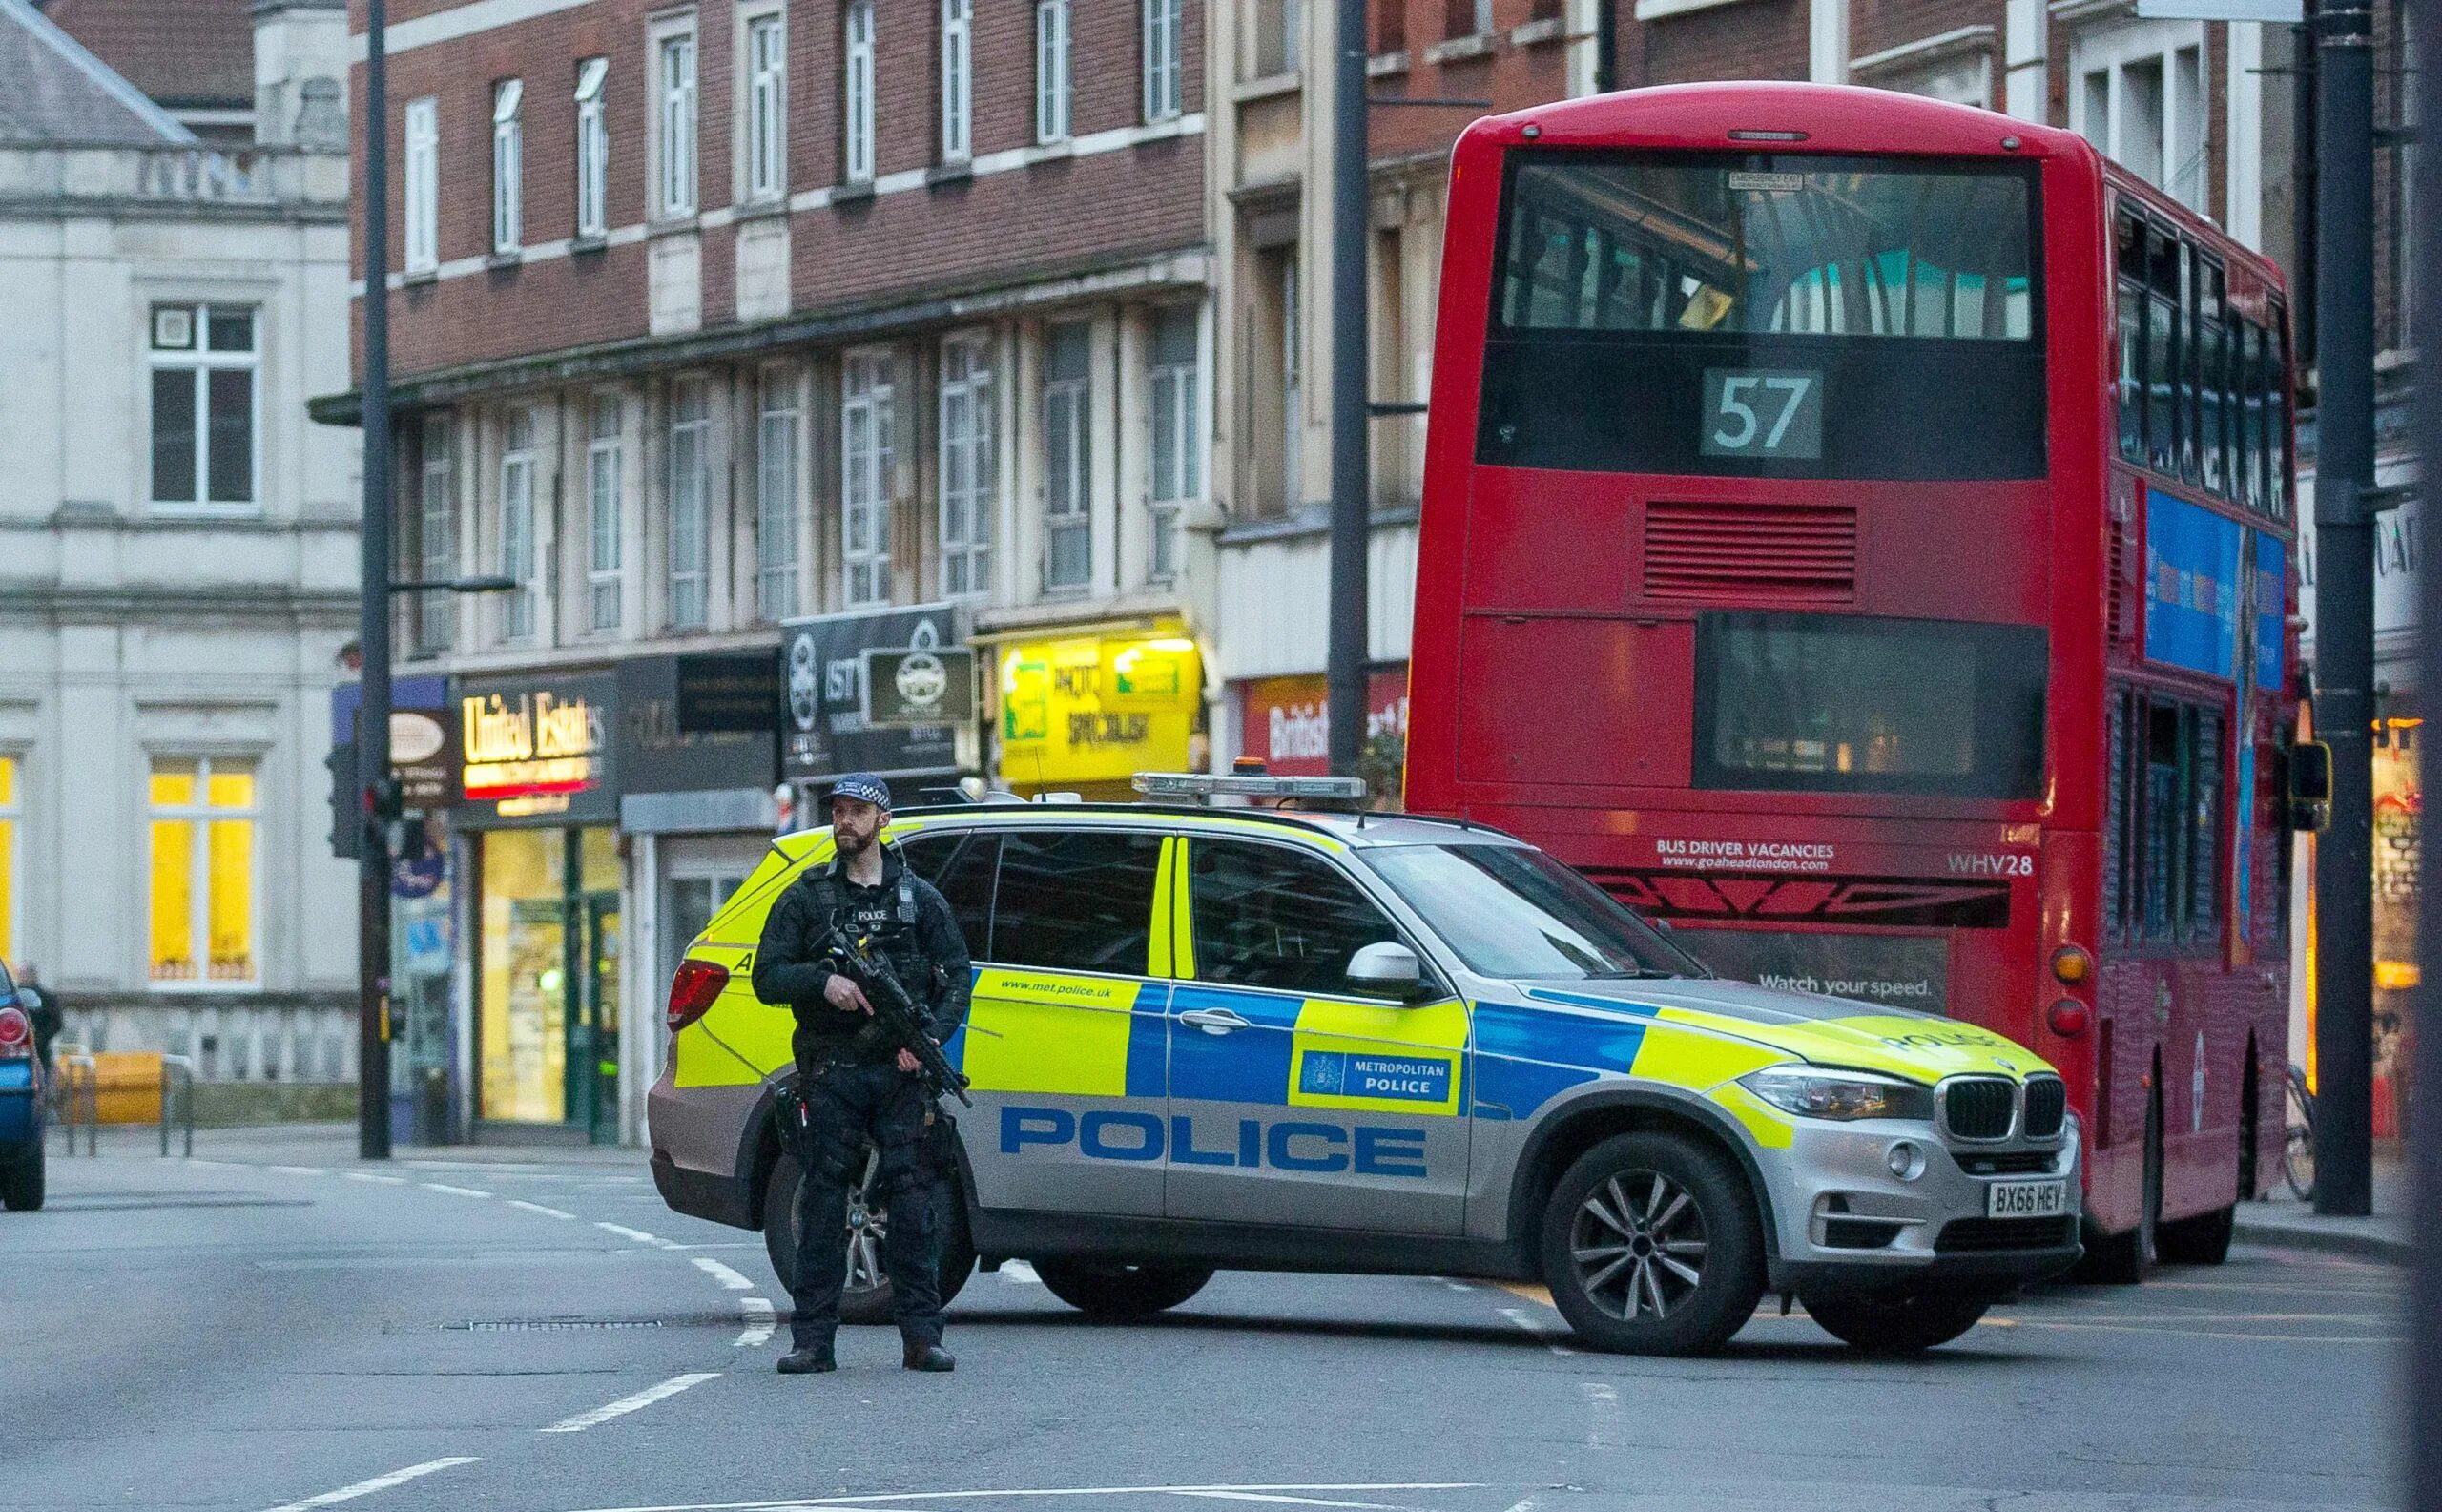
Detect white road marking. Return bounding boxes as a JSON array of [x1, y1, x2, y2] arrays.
[[510, 1199, 577, 1219], [266, 1166, 326, 1176], [1501, 1502, 1539, 1512], [1497, 1306, 1577, 1357], [1441, 1280, 1474, 1293], [258, 1456, 480, 1511], [597, 1221, 683, 1250], [541, 1373, 720, 1434], [1174, 1495, 1406, 1509], [422, 1182, 493, 1198], [1000, 1259, 1042, 1285], [735, 1296, 776, 1348], [692, 1256, 755, 1291], [343, 1172, 407, 1186], [1582, 1380, 1622, 1447], [559, 1486, 1483, 1512]]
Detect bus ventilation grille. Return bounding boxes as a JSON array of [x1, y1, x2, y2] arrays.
[[2022, 1075, 2068, 1139], [1642, 501, 1856, 604]]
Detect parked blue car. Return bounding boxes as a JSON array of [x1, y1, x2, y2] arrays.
[[0, 959, 44, 1211]]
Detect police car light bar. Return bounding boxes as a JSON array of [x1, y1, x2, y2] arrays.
[[1132, 772, 1369, 801]]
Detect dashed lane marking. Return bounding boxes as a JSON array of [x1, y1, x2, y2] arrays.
[[1000, 1260, 1042, 1285], [541, 1373, 721, 1434], [266, 1166, 327, 1176], [1582, 1381, 1622, 1448], [422, 1183, 494, 1198], [1497, 1307, 1576, 1357], [735, 1296, 776, 1348], [343, 1172, 407, 1186], [258, 1456, 481, 1512], [557, 1485, 1485, 1512], [692, 1256, 755, 1291], [511, 1199, 578, 1219], [598, 1221, 684, 1250]]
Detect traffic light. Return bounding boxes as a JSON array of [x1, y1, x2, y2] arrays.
[[326, 741, 360, 860]]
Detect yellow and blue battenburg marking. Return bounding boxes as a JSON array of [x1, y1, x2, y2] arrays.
[[950, 969, 1170, 1098]]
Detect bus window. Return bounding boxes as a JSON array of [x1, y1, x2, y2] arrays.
[[2218, 281, 2245, 501], [1480, 152, 2045, 481], [2141, 701, 2183, 942], [2239, 321, 2266, 511], [2104, 691, 2131, 938], [1691, 613, 2048, 800], [2145, 224, 2179, 477], [2266, 315, 2293, 519], [2178, 240, 2201, 486], [2189, 706, 2224, 943], [2135, 696, 2225, 947], [2115, 212, 2144, 465], [2199, 259, 2225, 497]]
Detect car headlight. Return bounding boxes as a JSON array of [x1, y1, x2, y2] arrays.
[[1738, 1066, 1936, 1123]]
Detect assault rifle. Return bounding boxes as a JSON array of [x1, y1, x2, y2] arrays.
[[820, 925, 974, 1108]]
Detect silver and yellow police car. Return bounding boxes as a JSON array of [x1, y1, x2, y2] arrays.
[[650, 774, 2080, 1356]]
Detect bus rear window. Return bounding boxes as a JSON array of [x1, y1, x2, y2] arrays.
[[1693, 613, 2048, 800], [1480, 152, 2046, 481]]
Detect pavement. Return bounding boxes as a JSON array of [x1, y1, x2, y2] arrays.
[[2232, 1149, 2411, 1263], [2, 1124, 2406, 1512]]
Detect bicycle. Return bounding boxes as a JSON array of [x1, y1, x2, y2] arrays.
[[2282, 1062, 2315, 1201]]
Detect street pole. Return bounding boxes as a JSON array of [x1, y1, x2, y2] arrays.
[[1325, 0, 1370, 778], [2409, 0, 2440, 1491], [357, 0, 394, 1162], [2307, 0, 2373, 1217]]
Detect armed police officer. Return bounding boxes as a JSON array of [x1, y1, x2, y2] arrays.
[[751, 774, 970, 1376]]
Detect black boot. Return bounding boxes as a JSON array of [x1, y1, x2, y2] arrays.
[[777, 1344, 837, 1375], [901, 1341, 955, 1373]]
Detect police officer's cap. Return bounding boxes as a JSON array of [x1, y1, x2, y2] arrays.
[[827, 772, 892, 812]]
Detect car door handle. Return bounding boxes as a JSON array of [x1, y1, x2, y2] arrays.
[[1179, 1008, 1252, 1035]]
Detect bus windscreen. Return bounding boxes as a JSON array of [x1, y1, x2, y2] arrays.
[[1480, 153, 2045, 480]]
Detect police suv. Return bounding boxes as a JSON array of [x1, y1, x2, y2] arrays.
[[650, 775, 2080, 1356]]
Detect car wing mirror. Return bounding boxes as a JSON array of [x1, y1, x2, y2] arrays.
[[1347, 942, 1428, 1002]]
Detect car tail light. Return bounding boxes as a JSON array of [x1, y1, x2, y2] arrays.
[[666, 961, 730, 1033], [2046, 998, 2092, 1038], [0, 1005, 30, 1059]]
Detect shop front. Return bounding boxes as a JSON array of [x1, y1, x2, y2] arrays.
[[455, 669, 623, 1144], [781, 603, 978, 804], [1231, 666, 1410, 805], [620, 652, 782, 1144], [993, 625, 1206, 800]]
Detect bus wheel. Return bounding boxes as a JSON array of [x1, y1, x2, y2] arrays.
[[2156, 1203, 2234, 1265], [1801, 1292, 1990, 1354], [1540, 1132, 1764, 1356], [1032, 1260, 1214, 1315], [2076, 1091, 2162, 1285], [761, 1151, 975, 1324]]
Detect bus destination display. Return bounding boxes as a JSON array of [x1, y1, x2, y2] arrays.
[[1700, 368, 1824, 460]]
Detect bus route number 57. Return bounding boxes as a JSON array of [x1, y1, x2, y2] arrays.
[[1701, 368, 1824, 460]]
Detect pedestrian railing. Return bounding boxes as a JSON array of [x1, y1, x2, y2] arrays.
[[49, 1048, 195, 1156], [159, 1053, 196, 1157], [53, 1051, 98, 1156]]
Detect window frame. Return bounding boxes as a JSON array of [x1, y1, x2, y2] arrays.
[[756, 366, 803, 620], [938, 331, 997, 599], [841, 347, 896, 608], [146, 755, 261, 991], [498, 407, 539, 641], [1183, 834, 1430, 1000], [941, 0, 973, 164], [657, 29, 699, 219], [585, 393, 623, 632], [984, 826, 1166, 977], [1036, 0, 1071, 144], [667, 378, 712, 629], [1146, 303, 1200, 584], [1042, 321, 1092, 592], [148, 302, 261, 513], [415, 413, 456, 654], [745, 10, 789, 202], [491, 77, 524, 254], [2071, 19, 2208, 211], [574, 58, 610, 238], [404, 94, 440, 274], [844, 0, 878, 183], [1142, 0, 1183, 123]]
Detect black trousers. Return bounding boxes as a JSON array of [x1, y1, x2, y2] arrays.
[[789, 1058, 942, 1350]]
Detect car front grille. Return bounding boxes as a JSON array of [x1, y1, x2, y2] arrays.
[[1941, 1077, 2017, 1141], [2022, 1076, 2067, 1138], [1949, 1149, 2059, 1177], [1934, 1215, 2079, 1253]]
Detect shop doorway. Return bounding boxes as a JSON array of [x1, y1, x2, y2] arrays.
[[479, 828, 622, 1138], [583, 894, 622, 1144]]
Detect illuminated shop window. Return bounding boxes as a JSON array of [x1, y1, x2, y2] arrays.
[[149, 757, 257, 984]]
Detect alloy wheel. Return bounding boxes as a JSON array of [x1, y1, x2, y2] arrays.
[[1571, 1169, 1708, 1321]]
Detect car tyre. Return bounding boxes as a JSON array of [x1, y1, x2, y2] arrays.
[[1540, 1131, 1764, 1356], [761, 1151, 974, 1325], [1, 1149, 44, 1212], [1031, 1259, 1215, 1316], [2075, 1091, 2162, 1285], [1801, 1291, 1991, 1354]]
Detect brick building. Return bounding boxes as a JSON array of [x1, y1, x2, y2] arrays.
[[315, 0, 1211, 1142]]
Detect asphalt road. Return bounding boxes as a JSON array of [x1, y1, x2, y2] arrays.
[[2, 1129, 2399, 1512]]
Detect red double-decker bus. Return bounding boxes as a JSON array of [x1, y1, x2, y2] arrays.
[[1405, 83, 2305, 1279]]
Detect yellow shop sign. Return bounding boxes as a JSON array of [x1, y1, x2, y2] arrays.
[[999, 632, 1202, 787]]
